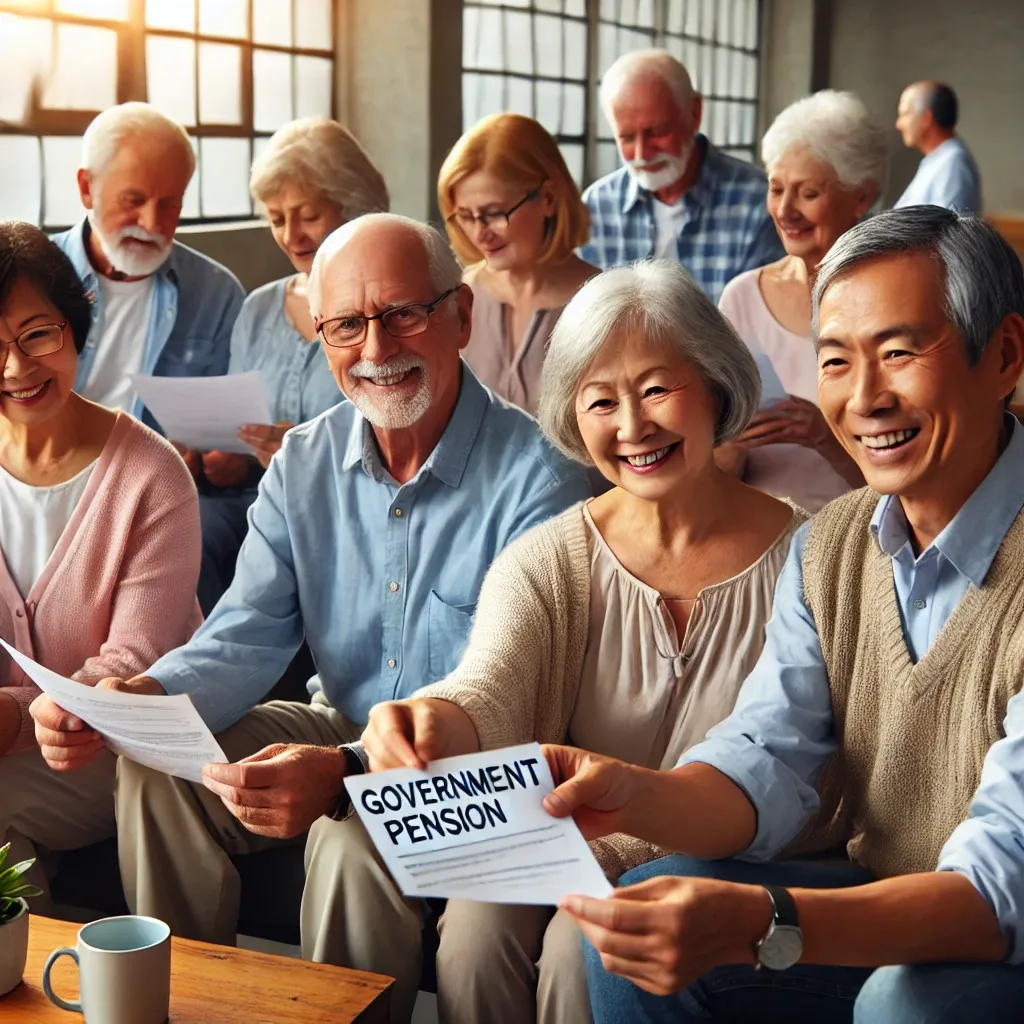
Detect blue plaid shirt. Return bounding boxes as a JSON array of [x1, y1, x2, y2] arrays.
[[580, 136, 784, 302]]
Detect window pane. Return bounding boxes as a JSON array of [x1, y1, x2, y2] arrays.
[[506, 76, 533, 118], [294, 0, 331, 50], [636, 0, 655, 27], [42, 136, 85, 228], [182, 136, 200, 219], [0, 136, 42, 225], [535, 15, 562, 78], [56, 0, 128, 17], [564, 0, 585, 16], [563, 83, 585, 135], [597, 140, 620, 179], [0, 14, 51, 127], [559, 142, 583, 186], [505, 11, 532, 75], [198, 42, 243, 124], [43, 24, 117, 111], [253, 0, 292, 46], [253, 48, 293, 131], [147, 35, 196, 127], [468, 7, 503, 70], [199, 138, 251, 217], [146, 0, 195, 31], [564, 18, 586, 79], [252, 135, 271, 165], [294, 55, 332, 119], [667, 0, 684, 34], [464, 72, 504, 127], [198, 0, 247, 39], [536, 80, 562, 135]]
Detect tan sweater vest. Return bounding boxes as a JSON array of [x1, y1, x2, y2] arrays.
[[793, 487, 1024, 877]]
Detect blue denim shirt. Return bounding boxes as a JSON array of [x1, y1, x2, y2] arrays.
[[148, 365, 592, 732], [227, 277, 343, 424], [580, 136, 784, 302], [679, 419, 1024, 962], [51, 220, 244, 425]]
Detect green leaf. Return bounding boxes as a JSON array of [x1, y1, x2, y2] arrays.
[[2, 883, 41, 899], [0, 858, 36, 895], [0, 843, 9, 872]]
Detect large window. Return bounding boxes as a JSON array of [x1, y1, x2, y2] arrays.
[[462, 0, 762, 186], [0, 0, 334, 229]]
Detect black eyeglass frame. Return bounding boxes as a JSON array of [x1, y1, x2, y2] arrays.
[[446, 189, 542, 234], [0, 320, 68, 366], [315, 288, 461, 349]]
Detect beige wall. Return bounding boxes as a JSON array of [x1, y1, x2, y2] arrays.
[[177, 222, 291, 293]]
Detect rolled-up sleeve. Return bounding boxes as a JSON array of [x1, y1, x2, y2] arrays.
[[936, 688, 1024, 962], [676, 521, 837, 860]]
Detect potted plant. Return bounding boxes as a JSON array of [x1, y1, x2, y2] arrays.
[[0, 843, 42, 997]]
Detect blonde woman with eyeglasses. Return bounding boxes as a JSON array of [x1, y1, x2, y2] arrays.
[[439, 113, 598, 416]]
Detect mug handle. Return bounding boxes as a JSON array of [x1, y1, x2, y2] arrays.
[[42, 947, 82, 1012]]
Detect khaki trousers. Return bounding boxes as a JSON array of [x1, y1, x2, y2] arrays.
[[0, 746, 117, 911], [436, 901, 592, 1024], [115, 700, 424, 1024]]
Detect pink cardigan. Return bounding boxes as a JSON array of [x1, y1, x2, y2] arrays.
[[0, 413, 203, 753]]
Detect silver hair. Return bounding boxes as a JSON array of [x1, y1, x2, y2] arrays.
[[82, 102, 195, 178], [599, 49, 695, 122], [539, 260, 761, 465], [761, 90, 888, 192], [813, 206, 1024, 366], [249, 117, 389, 221], [308, 213, 462, 316]]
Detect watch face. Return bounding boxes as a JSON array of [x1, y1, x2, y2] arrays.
[[758, 925, 803, 971]]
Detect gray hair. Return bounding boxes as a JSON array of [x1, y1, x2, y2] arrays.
[[761, 90, 887, 192], [82, 102, 195, 178], [249, 117, 389, 221], [539, 260, 761, 465], [813, 206, 1024, 366], [308, 213, 462, 316], [599, 49, 695, 122]]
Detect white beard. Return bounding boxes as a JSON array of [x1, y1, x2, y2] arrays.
[[347, 354, 433, 430], [624, 139, 694, 194], [89, 214, 172, 277]]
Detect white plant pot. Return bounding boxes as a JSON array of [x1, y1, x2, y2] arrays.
[[0, 900, 29, 997]]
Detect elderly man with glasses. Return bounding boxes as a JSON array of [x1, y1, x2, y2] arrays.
[[31, 213, 591, 1024]]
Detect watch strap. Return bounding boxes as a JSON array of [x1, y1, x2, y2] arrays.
[[329, 743, 368, 821], [763, 885, 799, 928]]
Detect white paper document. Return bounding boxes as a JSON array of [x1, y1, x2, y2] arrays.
[[0, 640, 226, 783], [127, 371, 271, 453], [345, 742, 613, 905]]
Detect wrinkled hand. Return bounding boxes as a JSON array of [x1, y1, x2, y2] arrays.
[[541, 745, 638, 840], [201, 743, 345, 839], [170, 442, 203, 481], [201, 450, 252, 488], [237, 422, 292, 469], [561, 875, 771, 996], [362, 698, 478, 772], [735, 396, 833, 452], [31, 676, 165, 772]]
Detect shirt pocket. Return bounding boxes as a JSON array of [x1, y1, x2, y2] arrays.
[[160, 334, 222, 375], [427, 590, 476, 681]]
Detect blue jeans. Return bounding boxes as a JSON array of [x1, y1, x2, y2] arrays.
[[198, 490, 258, 615], [585, 856, 1024, 1024]]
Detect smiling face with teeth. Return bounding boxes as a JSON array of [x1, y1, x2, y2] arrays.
[[816, 252, 1024, 516]]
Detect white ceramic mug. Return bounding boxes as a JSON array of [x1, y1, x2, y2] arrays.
[[42, 915, 170, 1024]]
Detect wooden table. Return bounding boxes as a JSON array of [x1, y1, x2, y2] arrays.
[[3, 915, 393, 1023]]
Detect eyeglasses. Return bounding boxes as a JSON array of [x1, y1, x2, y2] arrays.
[[315, 288, 459, 349], [446, 189, 541, 234], [0, 321, 67, 367]]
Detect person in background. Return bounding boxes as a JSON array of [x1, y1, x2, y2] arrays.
[[51, 103, 243, 425], [894, 82, 981, 214], [31, 215, 592, 1024], [438, 113, 597, 417], [197, 118, 389, 613], [362, 261, 804, 1024], [0, 222, 200, 900], [717, 90, 885, 510], [581, 49, 783, 302], [543, 208, 1024, 1024]]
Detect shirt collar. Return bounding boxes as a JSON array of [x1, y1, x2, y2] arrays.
[[870, 415, 1024, 585], [622, 134, 712, 215], [68, 218, 179, 290], [340, 363, 489, 488]]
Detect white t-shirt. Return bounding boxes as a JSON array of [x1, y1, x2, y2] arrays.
[[82, 275, 155, 412], [652, 197, 686, 260], [0, 460, 96, 597]]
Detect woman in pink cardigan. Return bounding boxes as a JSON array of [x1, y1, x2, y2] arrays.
[[0, 221, 201, 896]]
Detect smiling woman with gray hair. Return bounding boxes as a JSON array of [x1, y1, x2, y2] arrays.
[[361, 258, 805, 1024]]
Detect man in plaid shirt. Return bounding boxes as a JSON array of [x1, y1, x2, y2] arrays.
[[581, 49, 783, 303]]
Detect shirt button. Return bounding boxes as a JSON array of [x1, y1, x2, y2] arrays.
[[387, 658, 397, 669], [393, 508, 404, 518], [912, 599, 926, 610], [14, 609, 23, 618], [389, 581, 399, 593]]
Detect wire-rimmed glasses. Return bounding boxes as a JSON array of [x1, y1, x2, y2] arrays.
[[446, 189, 541, 235], [0, 321, 67, 368], [315, 288, 459, 349]]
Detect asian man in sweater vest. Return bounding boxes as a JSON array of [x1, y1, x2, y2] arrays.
[[541, 207, 1024, 1023]]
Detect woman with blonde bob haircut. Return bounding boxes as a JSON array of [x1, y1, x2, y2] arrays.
[[362, 260, 806, 1024], [438, 112, 598, 415]]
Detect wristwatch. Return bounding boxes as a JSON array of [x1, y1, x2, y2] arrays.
[[328, 744, 368, 821], [754, 885, 803, 971]]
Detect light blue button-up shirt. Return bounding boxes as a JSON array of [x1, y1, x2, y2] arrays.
[[893, 137, 982, 214], [680, 418, 1024, 962], [226, 277, 342, 424], [51, 220, 244, 425], [148, 366, 592, 732]]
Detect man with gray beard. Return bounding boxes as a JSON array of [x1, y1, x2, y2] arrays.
[[32, 213, 591, 1024], [51, 102, 242, 422]]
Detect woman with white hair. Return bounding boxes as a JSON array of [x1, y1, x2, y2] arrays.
[[718, 89, 887, 510], [361, 260, 806, 1024], [198, 117, 389, 612]]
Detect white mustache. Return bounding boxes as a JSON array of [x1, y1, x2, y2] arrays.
[[348, 355, 426, 380], [117, 225, 169, 248]]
